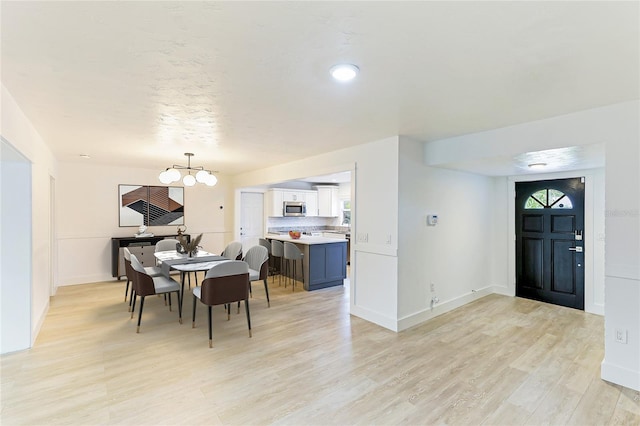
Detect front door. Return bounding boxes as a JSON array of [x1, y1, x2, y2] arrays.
[[515, 178, 585, 310], [240, 192, 264, 254]]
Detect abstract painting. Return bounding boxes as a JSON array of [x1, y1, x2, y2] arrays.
[[119, 185, 184, 227]]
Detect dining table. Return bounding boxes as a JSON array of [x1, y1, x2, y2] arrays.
[[154, 250, 233, 314]]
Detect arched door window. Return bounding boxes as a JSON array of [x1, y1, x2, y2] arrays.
[[524, 188, 573, 209]]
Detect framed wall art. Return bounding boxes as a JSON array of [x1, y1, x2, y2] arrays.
[[119, 185, 184, 227]]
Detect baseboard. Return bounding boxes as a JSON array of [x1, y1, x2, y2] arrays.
[[59, 273, 116, 286], [350, 304, 398, 332], [586, 303, 604, 316], [397, 287, 493, 331], [491, 285, 513, 296], [31, 299, 49, 347], [601, 359, 640, 391]]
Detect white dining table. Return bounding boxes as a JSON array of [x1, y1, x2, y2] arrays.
[[154, 250, 233, 313]]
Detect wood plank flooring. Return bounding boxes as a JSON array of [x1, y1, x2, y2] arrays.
[[1, 277, 638, 425]]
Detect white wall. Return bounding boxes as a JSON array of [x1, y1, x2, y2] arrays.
[[0, 84, 58, 351], [397, 138, 495, 330], [56, 162, 233, 285], [1, 140, 32, 353], [232, 136, 400, 330], [424, 101, 640, 391]]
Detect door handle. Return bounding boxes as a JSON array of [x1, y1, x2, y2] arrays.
[[569, 247, 583, 252]]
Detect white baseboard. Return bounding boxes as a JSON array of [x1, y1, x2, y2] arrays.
[[601, 359, 640, 391], [397, 287, 493, 331], [350, 304, 399, 332], [491, 285, 513, 296], [59, 273, 116, 286], [31, 299, 49, 347]]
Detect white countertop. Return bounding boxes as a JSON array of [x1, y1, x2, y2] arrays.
[[266, 234, 347, 245]]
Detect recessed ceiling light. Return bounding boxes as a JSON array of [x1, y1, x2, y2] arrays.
[[79, 154, 91, 159], [528, 162, 547, 169], [330, 64, 359, 82]]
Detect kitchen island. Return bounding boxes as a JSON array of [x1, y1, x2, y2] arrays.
[[266, 234, 347, 291]]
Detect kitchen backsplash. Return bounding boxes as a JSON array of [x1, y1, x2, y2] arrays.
[[267, 216, 349, 234]]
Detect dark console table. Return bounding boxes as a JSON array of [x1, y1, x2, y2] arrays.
[[111, 234, 190, 279]]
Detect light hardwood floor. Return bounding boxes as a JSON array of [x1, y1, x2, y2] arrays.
[[1, 277, 638, 425]]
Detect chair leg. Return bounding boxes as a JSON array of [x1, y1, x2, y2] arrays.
[[208, 306, 213, 348], [245, 299, 252, 338], [236, 301, 240, 314], [128, 288, 135, 312], [227, 303, 230, 321], [292, 260, 296, 292], [164, 293, 167, 306], [167, 293, 172, 312], [124, 279, 130, 302], [177, 290, 182, 324], [136, 296, 145, 333], [192, 295, 197, 328], [130, 293, 137, 319], [264, 278, 270, 307]]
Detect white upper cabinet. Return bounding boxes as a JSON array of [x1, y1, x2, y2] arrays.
[[315, 185, 339, 217], [265, 188, 318, 217], [305, 191, 318, 216], [265, 189, 284, 217]]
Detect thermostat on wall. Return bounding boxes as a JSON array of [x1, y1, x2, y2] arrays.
[[427, 214, 438, 226]]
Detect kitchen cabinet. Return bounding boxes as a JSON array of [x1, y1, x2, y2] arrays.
[[266, 188, 318, 217], [305, 191, 318, 216], [265, 189, 284, 217], [315, 185, 339, 217]]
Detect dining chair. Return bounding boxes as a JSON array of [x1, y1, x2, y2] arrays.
[[155, 238, 180, 253], [284, 242, 304, 291], [270, 240, 284, 287], [221, 241, 243, 260], [192, 260, 251, 348], [129, 254, 182, 333], [243, 245, 270, 307], [123, 247, 163, 308]]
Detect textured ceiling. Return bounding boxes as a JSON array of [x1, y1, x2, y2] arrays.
[[1, 1, 638, 176]]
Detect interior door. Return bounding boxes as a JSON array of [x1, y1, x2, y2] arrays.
[[240, 192, 264, 254], [515, 178, 585, 310]]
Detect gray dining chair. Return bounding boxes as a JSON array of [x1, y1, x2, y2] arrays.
[[123, 247, 163, 308], [192, 260, 251, 348], [243, 245, 270, 307], [129, 254, 182, 333], [221, 241, 243, 260], [155, 238, 180, 252]]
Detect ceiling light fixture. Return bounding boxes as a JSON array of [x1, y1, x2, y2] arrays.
[[330, 64, 359, 82], [528, 162, 548, 170], [79, 154, 91, 159], [159, 153, 217, 187]]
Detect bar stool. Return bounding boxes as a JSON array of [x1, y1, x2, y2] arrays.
[[270, 240, 284, 286], [258, 238, 275, 277], [284, 242, 304, 291]]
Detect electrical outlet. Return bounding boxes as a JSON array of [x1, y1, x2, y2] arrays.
[[615, 329, 628, 344], [430, 283, 435, 293], [431, 296, 440, 305], [357, 233, 368, 243], [386, 234, 392, 244]]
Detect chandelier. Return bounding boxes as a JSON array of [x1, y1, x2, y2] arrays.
[[158, 153, 217, 187]]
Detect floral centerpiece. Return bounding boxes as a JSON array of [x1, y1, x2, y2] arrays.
[[178, 233, 202, 257]]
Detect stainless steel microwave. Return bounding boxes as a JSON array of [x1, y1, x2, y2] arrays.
[[283, 201, 306, 217]]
